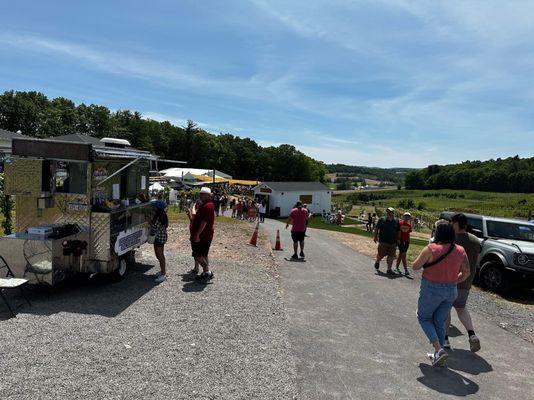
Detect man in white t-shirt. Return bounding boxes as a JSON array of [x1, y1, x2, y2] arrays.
[[258, 201, 267, 223]]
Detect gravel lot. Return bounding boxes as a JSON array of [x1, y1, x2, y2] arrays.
[[324, 229, 534, 344], [0, 219, 298, 399]]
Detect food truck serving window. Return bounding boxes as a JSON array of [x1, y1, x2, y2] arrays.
[[55, 161, 87, 194]]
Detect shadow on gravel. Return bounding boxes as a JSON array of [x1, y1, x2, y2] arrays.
[[180, 273, 211, 293], [375, 270, 404, 280], [446, 349, 493, 375], [417, 363, 479, 396], [447, 324, 463, 338], [5, 262, 157, 318]]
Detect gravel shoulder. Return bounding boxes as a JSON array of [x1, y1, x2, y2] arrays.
[[0, 218, 297, 399], [322, 229, 534, 344]]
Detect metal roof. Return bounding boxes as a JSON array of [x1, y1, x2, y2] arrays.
[[51, 133, 103, 145], [256, 181, 330, 192], [0, 129, 25, 140]]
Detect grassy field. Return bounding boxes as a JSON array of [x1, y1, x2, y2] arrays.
[[334, 189, 534, 222]]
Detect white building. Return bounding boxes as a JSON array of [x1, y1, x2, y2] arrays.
[[253, 182, 332, 217]]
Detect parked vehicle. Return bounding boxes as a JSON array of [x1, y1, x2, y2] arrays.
[[440, 211, 534, 292]]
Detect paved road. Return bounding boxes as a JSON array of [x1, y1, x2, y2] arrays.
[[261, 218, 534, 400]]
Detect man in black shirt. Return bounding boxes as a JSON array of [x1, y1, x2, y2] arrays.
[[373, 207, 400, 274]]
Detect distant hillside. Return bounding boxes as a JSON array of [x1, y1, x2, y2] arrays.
[[326, 164, 415, 184], [405, 156, 534, 193]]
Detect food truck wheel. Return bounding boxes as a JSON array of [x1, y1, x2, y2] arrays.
[[111, 258, 128, 281]]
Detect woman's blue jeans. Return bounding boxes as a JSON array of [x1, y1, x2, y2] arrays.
[[417, 278, 457, 346]]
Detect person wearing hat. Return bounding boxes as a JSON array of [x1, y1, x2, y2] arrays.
[[395, 212, 413, 276], [373, 207, 400, 274], [150, 200, 169, 283], [190, 187, 216, 282]]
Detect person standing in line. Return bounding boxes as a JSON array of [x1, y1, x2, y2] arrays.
[[395, 212, 412, 276], [444, 213, 482, 352], [190, 187, 216, 282], [220, 195, 227, 216], [373, 207, 400, 274], [258, 200, 267, 223], [213, 194, 220, 217], [413, 223, 470, 367], [230, 198, 236, 218], [151, 200, 169, 283], [241, 200, 248, 221], [286, 201, 309, 260]]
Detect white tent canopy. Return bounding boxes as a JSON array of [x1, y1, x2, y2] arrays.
[[149, 182, 165, 192], [160, 167, 232, 180]]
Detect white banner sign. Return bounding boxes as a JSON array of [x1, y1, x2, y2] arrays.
[[114, 226, 148, 256]]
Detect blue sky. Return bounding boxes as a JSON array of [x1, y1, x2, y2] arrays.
[[1, 0, 533, 168]]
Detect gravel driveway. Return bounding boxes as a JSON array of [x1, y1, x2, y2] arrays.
[[0, 219, 297, 399]]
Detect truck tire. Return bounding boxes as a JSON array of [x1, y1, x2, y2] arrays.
[[110, 257, 128, 282], [479, 261, 507, 293]]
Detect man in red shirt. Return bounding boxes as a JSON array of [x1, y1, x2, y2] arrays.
[[395, 212, 412, 275], [190, 187, 216, 282], [286, 201, 310, 260]]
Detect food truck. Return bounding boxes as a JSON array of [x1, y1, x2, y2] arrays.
[[0, 136, 180, 285]]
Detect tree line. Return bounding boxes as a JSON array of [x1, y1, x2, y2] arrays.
[[0, 90, 327, 182], [405, 157, 534, 193], [326, 163, 412, 184]]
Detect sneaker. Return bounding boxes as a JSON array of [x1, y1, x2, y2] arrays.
[[394, 267, 402, 274], [197, 272, 214, 282], [154, 271, 162, 278], [291, 254, 299, 260], [431, 349, 448, 367], [374, 262, 380, 271], [469, 334, 481, 353], [404, 269, 410, 277], [299, 251, 305, 258], [189, 269, 200, 275], [443, 339, 451, 349], [386, 269, 395, 275], [154, 274, 167, 283]]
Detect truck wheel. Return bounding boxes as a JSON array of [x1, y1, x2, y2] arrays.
[[110, 258, 128, 282], [480, 261, 507, 292]]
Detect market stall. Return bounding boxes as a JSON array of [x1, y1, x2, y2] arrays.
[[0, 137, 183, 285]]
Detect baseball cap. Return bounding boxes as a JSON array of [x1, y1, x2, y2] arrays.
[[199, 187, 212, 195], [150, 200, 166, 210], [386, 207, 395, 212], [403, 212, 412, 217]]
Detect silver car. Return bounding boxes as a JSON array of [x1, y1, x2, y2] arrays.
[[440, 212, 534, 292]]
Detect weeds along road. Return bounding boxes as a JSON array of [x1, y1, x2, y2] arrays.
[[261, 218, 534, 400]]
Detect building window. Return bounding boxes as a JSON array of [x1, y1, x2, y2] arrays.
[[299, 194, 313, 204]]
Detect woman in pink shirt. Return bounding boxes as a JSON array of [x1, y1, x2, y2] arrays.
[[413, 223, 470, 367]]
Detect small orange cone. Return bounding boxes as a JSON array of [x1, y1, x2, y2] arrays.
[[274, 229, 283, 251], [249, 221, 260, 247]]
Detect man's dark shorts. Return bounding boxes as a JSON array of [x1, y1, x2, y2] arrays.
[[191, 240, 212, 257], [398, 241, 410, 253], [291, 231, 305, 243]]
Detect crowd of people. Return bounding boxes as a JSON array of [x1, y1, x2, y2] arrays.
[[372, 207, 481, 367], [150, 188, 482, 369], [228, 198, 268, 222]]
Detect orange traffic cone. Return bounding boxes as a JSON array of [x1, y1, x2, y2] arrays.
[[248, 221, 260, 247], [274, 230, 283, 251]]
